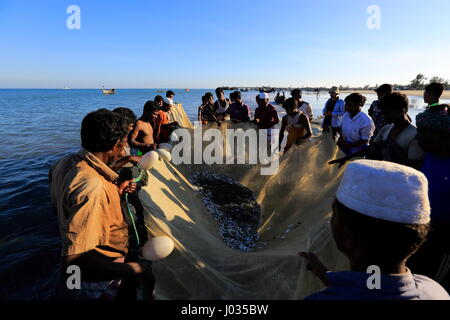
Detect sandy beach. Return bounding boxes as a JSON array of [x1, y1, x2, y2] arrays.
[[341, 89, 450, 99]]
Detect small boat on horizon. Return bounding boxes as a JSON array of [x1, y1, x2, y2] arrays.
[[102, 88, 116, 95], [185, 88, 190, 92]]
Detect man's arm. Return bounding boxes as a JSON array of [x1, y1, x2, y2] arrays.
[[307, 104, 314, 121], [298, 113, 312, 139], [329, 144, 377, 167], [198, 106, 203, 122], [279, 116, 287, 150], [64, 250, 150, 282], [272, 109, 280, 126]]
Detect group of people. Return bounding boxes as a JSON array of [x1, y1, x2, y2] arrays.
[[49, 90, 181, 300], [127, 91, 179, 155], [198, 87, 314, 153], [311, 82, 450, 299], [48, 83, 450, 300]]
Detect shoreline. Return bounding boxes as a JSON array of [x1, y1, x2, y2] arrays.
[[340, 89, 450, 100]]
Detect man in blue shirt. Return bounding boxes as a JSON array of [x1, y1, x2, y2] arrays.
[[322, 86, 345, 140], [408, 108, 450, 291], [300, 160, 450, 300]]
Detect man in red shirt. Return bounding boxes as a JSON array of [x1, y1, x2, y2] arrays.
[[254, 93, 280, 153], [254, 93, 279, 130]]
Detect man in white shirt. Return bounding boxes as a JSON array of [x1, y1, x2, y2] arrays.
[[291, 88, 313, 121], [338, 93, 375, 156], [165, 90, 175, 105], [330, 92, 423, 168]]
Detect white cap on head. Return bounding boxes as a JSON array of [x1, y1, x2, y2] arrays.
[[336, 160, 430, 225], [259, 93, 269, 100], [164, 98, 174, 105]]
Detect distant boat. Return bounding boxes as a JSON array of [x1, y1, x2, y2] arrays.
[[102, 88, 116, 95], [185, 89, 190, 92], [64, 86, 71, 90], [259, 87, 274, 93], [157, 90, 165, 93]]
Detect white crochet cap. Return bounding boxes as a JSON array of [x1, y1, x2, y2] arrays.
[[336, 160, 430, 225], [259, 93, 269, 99]]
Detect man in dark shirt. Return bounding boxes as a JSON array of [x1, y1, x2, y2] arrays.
[[368, 84, 393, 137], [227, 91, 251, 123], [254, 93, 279, 130]]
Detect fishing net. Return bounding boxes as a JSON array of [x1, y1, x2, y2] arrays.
[[139, 104, 349, 299]]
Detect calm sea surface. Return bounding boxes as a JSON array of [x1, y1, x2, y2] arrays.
[[0, 89, 442, 299]]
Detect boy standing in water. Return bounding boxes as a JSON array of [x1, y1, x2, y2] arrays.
[[214, 87, 231, 121], [279, 98, 312, 153], [129, 101, 159, 154], [226, 91, 251, 123]]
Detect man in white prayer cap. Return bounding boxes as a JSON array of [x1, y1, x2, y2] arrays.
[[300, 160, 450, 300]]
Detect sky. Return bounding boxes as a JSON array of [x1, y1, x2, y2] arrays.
[[0, 0, 449, 88]]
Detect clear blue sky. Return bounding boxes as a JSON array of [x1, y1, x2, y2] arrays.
[[1, 0, 449, 88]]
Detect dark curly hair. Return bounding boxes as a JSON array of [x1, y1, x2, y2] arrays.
[[344, 93, 367, 106], [81, 109, 128, 153], [215, 87, 224, 95], [335, 199, 429, 265], [378, 92, 409, 113], [154, 95, 164, 104], [425, 82, 444, 97], [112, 107, 137, 128], [282, 97, 297, 110]]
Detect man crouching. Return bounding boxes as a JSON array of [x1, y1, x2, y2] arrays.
[[50, 109, 154, 300]]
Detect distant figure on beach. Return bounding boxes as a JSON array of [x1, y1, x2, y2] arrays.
[[49, 109, 154, 300], [279, 98, 312, 153], [315, 89, 320, 99], [408, 108, 450, 291], [226, 91, 251, 123], [368, 84, 393, 137], [322, 86, 345, 140], [337, 93, 375, 156], [198, 95, 220, 125], [214, 87, 230, 121], [154, 95, 179, 143], [165, 90, 175, 106], [130, 101, 159, 154], [424, 82, 448, 112], [291, 88, 313, 121], [330, 92, 423, 168], [301, 160, 450, 300]]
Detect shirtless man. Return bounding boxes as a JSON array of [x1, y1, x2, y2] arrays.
[[129, 101, 159, 154], [279, 98, 312, 153]]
